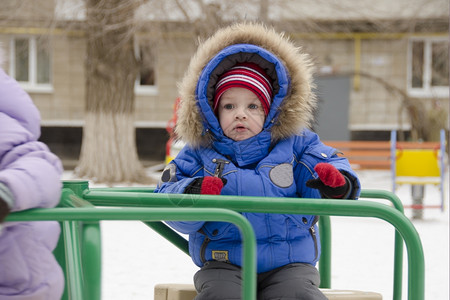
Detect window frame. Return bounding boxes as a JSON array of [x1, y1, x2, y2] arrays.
[[9, 36, 53, 93], [407, 36, 449, 98], [134, 38, 158, 96]]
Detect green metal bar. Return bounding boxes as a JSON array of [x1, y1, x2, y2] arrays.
[[392, 231, 404, 300], [81, 223, 102, 300], [361, 189, 404, 300], [81, 191, 424, 300], [62, 181, 90, 201], [318, 189, 403, 294], [60, 186, 102, 300], [318, 216, 331, 288], [91, 187, 155, 193], [142, 221, 190, 255], [62, 220, 84, 300], [53, 229, 69, 300], [88, 189, 405, 298], [64, 184, 191, 296], [9, 186, 423, 300], [87, 188, 399, 292], [360, 189, 404, 213], [90, 188, 336, 287], [64, 182, 190, 257], [7, 207, 257, 300], [91, 186, 192, 257], [59, 187, 90, 300]]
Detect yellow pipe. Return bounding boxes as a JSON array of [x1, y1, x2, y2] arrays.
[[354, 37, 361, 91], [289, 31, 447, 40], [0, 27, 84, 37]]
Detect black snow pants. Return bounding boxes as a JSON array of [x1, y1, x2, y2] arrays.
[[193, 261, 328, 300]]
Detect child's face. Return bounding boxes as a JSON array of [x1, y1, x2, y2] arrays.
[[217, 87, 265, 141]]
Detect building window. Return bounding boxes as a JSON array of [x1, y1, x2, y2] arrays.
[[408, 37, 448, 98], [9, 36, 52, 92], [135, 41, 157, 95]]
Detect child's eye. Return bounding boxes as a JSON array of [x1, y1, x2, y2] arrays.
[[223, 104, 234, 110], [248, 103, 259, 109]]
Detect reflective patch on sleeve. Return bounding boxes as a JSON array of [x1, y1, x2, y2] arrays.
[[160, 163, 178, 183], [269, 163, 294, 188]]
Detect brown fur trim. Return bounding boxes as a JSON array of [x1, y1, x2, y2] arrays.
[[176, 22, 316, 147]]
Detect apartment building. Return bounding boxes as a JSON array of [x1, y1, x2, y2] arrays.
[[0, 0, 448, 163]]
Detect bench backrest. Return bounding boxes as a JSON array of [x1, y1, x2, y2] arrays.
[[324, 129, 446, 171]]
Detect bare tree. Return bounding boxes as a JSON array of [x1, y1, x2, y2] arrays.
[[75, 0, 148, 184]]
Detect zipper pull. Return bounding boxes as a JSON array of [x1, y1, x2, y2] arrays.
[[212, 158, 229, 178]]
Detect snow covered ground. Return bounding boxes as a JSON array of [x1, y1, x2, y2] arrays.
[[63, 169, 449, 300]]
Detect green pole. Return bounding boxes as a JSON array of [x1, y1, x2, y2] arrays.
[[318, 216, 331, 288], [62, 180, 89, 199], [361, 189, 404, 300], [62, 220, 84, 300], [142, 221, 189, 255], [61, 181, 102, 300]]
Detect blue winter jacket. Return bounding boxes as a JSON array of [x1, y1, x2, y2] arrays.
[[154, 23, 361, 273]]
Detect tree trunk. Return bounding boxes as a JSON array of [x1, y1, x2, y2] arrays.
[[75, 0, 148, 184]]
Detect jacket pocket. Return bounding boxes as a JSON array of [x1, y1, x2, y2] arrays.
[[286, 214, 318, 228], [304, 146, 339, 163], [198, 222, 237, 263]]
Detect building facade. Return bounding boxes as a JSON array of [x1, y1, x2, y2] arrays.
[[0, 0, 448, 164]]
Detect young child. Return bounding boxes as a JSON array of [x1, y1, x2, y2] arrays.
[[155, 23, 360, 300], [0, 57, 64, 299]]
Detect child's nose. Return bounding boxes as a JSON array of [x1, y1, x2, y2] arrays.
[[235, 107, 247, 119]]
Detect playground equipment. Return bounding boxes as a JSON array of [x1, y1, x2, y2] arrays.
[[391, 129, 447, 213], [6, 181, 424, 300], [325, 129, 447, 215]]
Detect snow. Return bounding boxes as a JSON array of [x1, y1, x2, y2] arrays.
[[62, 169, 449, 300]]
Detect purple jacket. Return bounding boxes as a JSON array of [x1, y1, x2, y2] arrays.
[[0, 67, 64, 299]]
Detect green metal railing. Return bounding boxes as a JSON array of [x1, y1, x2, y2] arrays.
[[7, 185, 257, 300], [361, 189, 405, 300], [86, 186, 408, 299], [6, 181, 424, 300]]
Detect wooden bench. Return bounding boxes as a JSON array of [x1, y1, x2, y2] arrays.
[[154, 283, 383, 300], [323, 140, 391, 170]]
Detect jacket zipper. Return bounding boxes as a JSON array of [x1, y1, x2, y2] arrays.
[[310, 215, 320, 260], [309, 225, 319, 261], [200, 236, 210, 263]]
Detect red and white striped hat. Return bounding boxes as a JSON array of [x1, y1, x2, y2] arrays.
[[213, 62, 273, 116]]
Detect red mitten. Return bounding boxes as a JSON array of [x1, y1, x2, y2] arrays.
[[200, 177, 224, 195], [184, 177, 225, 195], [306, 163, 349, 198]]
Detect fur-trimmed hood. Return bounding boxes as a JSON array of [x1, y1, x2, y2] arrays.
[[175, 22, 316, 148]]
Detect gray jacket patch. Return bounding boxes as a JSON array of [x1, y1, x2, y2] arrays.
[[269, 163, 294, 188]]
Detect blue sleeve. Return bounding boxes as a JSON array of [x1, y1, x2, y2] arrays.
[[153, 147, 206, 233], [294, 130, 361, 200]]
